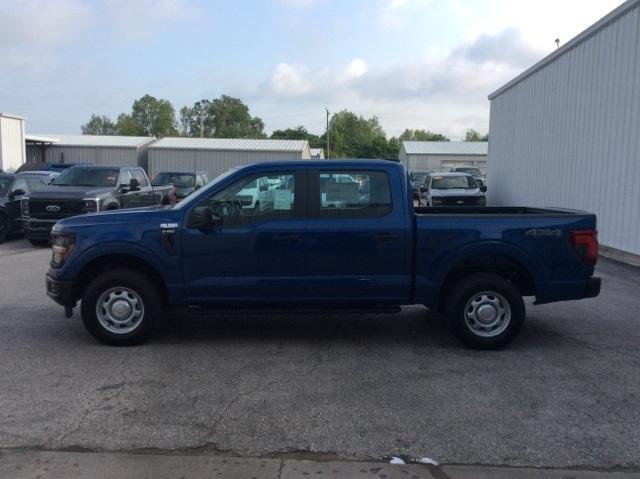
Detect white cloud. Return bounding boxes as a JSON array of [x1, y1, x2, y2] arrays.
[[256, 29, 544, 137], [367, 0, 433, 29], [104, 0, 200, 39], [268, 63, 313, 97], [0, 0, 90, 72]]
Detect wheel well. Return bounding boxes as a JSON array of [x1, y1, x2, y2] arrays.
[[436, 255, 536, 312], [106, 205, 119, 210], [72, 254, 168, 303]]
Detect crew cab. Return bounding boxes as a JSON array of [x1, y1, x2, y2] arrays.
[[22, 165, 175, 246], [44, 160, 600, 349], [0, 171, 57, 243], [420, 172, 487, 207]]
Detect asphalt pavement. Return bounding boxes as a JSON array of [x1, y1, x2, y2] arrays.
[[0, 236, 639, 474]]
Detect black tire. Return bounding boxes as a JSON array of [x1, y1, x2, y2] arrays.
[[444, 273, 525, 350], [80, 268, 163, 346], [28, 238, 50, 247], [0, 213, 7, 244]]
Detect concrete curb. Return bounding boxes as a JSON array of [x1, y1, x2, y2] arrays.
[[1, 450, 639, 479]]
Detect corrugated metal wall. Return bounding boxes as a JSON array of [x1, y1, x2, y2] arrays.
[[148, 149, 303, 180], [488, 3, 640, 255], [0, 116, 26, 172], [43, 146, 141, 167], [405, 154, 487, 173]]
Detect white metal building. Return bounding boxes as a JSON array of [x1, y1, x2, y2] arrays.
[[25, 134, 155, 170], [399, 141, 488, 173], [148, 138, 312, 179], [488, 0, 640, 256], [0, 113, 26, 172], [310, 147, 325, 159]]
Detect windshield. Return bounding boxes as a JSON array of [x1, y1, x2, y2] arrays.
[[411, 172, 430, 183], [430, 175, 477, 189], [455, 167, 482, 176], [0, 176, 11, 196], [52, 167, 119, 187], [152, 173, 195, 188]]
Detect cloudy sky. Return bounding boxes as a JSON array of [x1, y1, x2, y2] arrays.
[[0, 0, 624, 139]]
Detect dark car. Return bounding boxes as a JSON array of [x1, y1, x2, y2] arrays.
[[409, 170, 433, 200], [22, 165, 175, 246], [152, 171, 209, 201], [0, 172, 56, 243]]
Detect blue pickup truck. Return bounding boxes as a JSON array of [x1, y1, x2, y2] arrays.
[[45, 160, 600, 349]]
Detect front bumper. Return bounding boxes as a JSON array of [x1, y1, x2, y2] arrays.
[[23, 218, 57, 240], [46, 274, 75, 308]]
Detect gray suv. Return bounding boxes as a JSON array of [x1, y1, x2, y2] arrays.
[[420, 172, 487, 207]]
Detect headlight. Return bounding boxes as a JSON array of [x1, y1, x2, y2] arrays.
[[51, 233, 76, 268], [21, 198, 30, 217], [431, 197, 444, 206], [83, 198, 99, 213]]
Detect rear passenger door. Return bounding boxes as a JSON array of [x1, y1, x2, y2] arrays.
[[131, 169, 155, 206], [305, 168, 411, 302]]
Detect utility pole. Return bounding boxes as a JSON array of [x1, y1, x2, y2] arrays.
[[326, 107, 330, 159], [199, 110, 204, 138]]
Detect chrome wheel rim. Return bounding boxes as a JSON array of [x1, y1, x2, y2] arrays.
[[464, 291, 511, 338], [96, 287, 145, 334]]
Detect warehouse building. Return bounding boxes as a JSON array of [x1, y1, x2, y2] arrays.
[[488, 0, 640, 257], [25, 134, 155, 170], [0, 113, 26, 172], [148, 138, 312, 179], [399, 141, 488, 173]]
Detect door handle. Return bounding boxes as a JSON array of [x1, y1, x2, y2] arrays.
[[272, 234, 299, 241], [373, 233, 399, 241]]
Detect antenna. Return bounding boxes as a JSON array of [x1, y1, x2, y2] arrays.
[[555, 38, 560, 49]]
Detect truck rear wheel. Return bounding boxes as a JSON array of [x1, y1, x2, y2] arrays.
[[80, 268, 162, 346], [445, 273, 525, 350]]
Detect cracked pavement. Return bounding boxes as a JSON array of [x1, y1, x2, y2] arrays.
[[0, 238, 639, 469]]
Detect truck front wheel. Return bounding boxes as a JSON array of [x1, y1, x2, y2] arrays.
[[80, 268, 162, 346], [445, 273, 525, 350]]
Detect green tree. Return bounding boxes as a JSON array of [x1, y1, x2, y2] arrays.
[[81, 114, 116, 135], [115, 113, 143, 136], [179, 95, 266, 139], [328, 110, 388, 158], [130, 94, 178, 137], [398, 129, 449, 142], [270, 125, 323, 148], [464, 129, 488, 142]]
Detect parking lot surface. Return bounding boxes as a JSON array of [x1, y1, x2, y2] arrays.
[[0, 237, 639, 469]]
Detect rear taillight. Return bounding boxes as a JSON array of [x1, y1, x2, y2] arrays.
[[570, 229, 598, 267]]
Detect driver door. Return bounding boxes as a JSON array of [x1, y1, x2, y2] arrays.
[[180, 169, 307, 303]]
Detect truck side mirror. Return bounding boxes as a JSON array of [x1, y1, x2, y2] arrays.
[[420, 186, 428, 193], [188, 206, 222, 229], [129, 178, 140, 191], [480, 185, 487, 193], [9, 189, 26, 199]]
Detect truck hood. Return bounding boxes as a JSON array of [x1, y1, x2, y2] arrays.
[[430, 188, 484, 197], [54, 205, 174, 229], [27, 185, 114, 200]]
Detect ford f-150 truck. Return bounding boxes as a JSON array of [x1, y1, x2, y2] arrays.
[[22, 165, 175, 245], [44, 160, 600, 349]]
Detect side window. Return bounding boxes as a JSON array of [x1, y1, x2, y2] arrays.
[[318, 170, 392, 218], [132, 169, 148, 187], [119, 170, 133, 186], [199, 172, 297, 227]]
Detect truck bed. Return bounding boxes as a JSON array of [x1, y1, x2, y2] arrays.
[[414, 206, 586, 216]]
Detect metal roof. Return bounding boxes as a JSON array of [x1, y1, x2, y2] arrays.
[[151, 137, 309, 151], [25, 135, 60, 144], [401, 141, 488, 156], [0, 112, 25, 120], [28, 134, 155, 148], [489, 0, 640, 100]]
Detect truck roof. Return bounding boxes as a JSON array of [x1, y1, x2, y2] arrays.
[[237, 159, 405, 169]]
